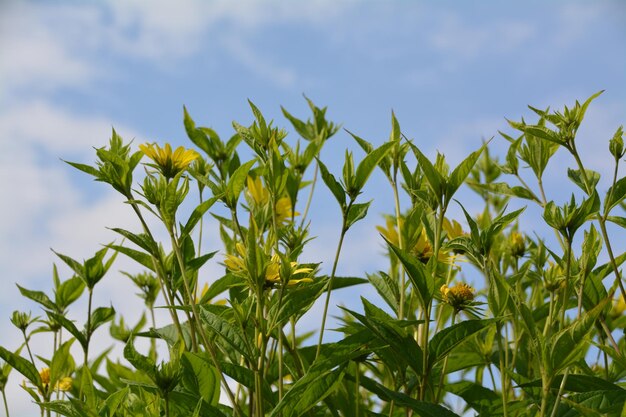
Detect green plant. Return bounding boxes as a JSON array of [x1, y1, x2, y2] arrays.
[[1, 93, 625, 417]]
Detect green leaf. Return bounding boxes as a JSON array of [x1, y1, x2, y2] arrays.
[[198, 306, 253, 362], [55, 276, 85, 310], [182, 352, 220, 406], [607, 215, 626, 228], [16, 284, 56, 311], [468, 181, 540, 203], [446, 143, 487, 201], [269, 364, 346, 417], [368, 271, 399, 315], [108, 244, 154, 271], [99, 387, 130, 416], [50, 339, 75, 392], [353, 141, 395, 192], [342, 304, 423, 375], [317, 159, 346, 207], [605, 175, 626, 214], [524, 125, 564, 146], [446, 381, 500, 413], [358, 374, 460, 417], [110, 228, 158, 256], [0, 346, 42, 392], [80, 366, 97, 410], [88, 306, 115, 334], [183, 106, 212, 156], [568, 168, 600, 195], [429, 319, 496, 366], [409, 142, 444, 200], [225, 159, 256, 208], [181, 195, 222, 238], [123, 339, 156, 379], [345, 201, 371, 230], [383, 236, 433, 308], [48, 312, 88, 351]]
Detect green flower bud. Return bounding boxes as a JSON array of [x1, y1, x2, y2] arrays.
[[609, 126, 624, 159]]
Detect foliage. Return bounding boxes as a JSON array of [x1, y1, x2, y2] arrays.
[[1, 93, 625, 417]]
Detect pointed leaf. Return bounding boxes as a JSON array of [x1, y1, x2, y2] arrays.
[[429, 319, 496, 366], [446, 143, 487, 200], [317, 159, 345, 207]]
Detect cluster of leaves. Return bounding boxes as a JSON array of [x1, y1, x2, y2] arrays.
[[1, 93, 625, 417]]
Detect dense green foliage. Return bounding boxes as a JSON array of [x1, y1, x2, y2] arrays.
[[1, 93, 626, 417]]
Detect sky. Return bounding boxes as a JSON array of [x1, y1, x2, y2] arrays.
[[0, 1, 625, 415]]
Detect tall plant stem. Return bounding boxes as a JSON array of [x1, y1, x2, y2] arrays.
[[391, 177, 406, 320], [84, 288, 93, 367], [169, 233, 240, 416], [316, 218, 349, 359], [570, 146, 626, 302], [2, 389, 10, 417], [435, 312, 456, 402], [299, 162, 319, 227], [128, 201, 184, 341]]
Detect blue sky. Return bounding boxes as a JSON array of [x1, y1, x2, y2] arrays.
[[0, 1, 625, 414]]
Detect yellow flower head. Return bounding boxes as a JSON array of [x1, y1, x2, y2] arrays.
[[224, 243, 247, 274], [443, 218, 465, 240], [40, 368, 50, 386], [610, 295, 626, 320], [440, 282, 475, 311], [139, 142, 199, 179], [264, 255, 313, 288], [376, 217, 401, 246], [57, 377, 72, 392], [509, 232, 526, 258], [38, 368, 72, 392], [246, 176, 298, 223]]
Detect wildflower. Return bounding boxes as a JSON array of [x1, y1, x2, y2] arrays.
[[510, 232, 526, 258], [377, 217, 401, 246], [139, 143, 199, 179], [443, 218, 465, 240], [440, 282, 475, 312], [412, 228, 453, 265], [37, 368, 72, 393], [224, 243, 247, 274], [264, 255, 314, 287], [246, 176, 298, 223], [610, 295, 626, 320], [224, 246, 313, 288]]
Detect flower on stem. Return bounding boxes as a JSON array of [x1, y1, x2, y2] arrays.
[[246, 176, 298, 224], [37, 368, 72, 393], [440, 282, 477, 313], [139, 143, 199, 179], [224, 244, 313, 288], [376, 217, 400, 247], [509, 232, 526, 258]]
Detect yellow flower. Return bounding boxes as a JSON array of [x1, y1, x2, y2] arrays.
[[224, 243, 247, 274], [139, 142, 199, 179], [440, 282, 475, 311], [246, 176, 298, 223], [610, 295, 626, 320], [40, 368, 50, 386], [376, 217, 401, 246], [264, 255, 313, 287], [57, 377, 72, 392], [443, 218, 465, 239], [510, 232, 526, 258], [37, 368, 72, 392]]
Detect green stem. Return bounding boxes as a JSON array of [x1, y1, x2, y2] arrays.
[[549, 370, 569, 417], [21, 331, 36, 369], [435, 312, 456, 402], [496, 323, 509, 417], [170, 232, 241, 415], [2, 389, 10, 417], [299, 162, 319, 227], [355, 362, 361, 417], [391, 177, 406, 320], [316, 213, 350, 359], [84, 288, 93, 367]]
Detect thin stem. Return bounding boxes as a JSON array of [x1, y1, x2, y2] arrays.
[[355, 362, 361, 417], [435, 311, 456, 402], [170, 232, 241, 415], [21, 331, 36, 368], [391, 177, 406, 320], [84, 288, 93, 367], [549, 370, 569, 417], [2, 389, 10, 417], [299, 162, 319, 227], [316, 213, 350, 359], [496, 323, 509, 417]]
